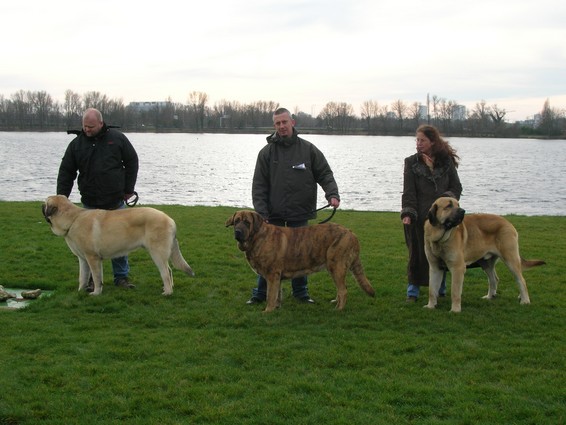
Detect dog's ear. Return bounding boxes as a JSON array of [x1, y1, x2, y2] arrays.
[[42, 205, 56, 224], [42, 204, 57, 221], [427, 204, 439, 226], [252, 211, 263, 233], [225, 213, 235, 227]]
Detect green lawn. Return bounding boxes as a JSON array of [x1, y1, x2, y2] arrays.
[[0, 201, 564, 425]]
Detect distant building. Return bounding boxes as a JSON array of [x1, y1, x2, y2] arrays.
[[128, 101, 171, 112], [453, 105, 466, 121], [418, 105, 428, 120]]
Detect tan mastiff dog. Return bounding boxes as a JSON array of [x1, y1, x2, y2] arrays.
[[424, 197, 545, 312], [225, 210, 375, 312], [42, 195, 195, 295]]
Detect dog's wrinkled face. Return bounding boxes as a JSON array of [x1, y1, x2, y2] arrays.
[[428, 197, 465, 230], [225, 210, 263, 250]]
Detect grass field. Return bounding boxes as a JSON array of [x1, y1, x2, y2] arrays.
[[0, 201, 564, 425]]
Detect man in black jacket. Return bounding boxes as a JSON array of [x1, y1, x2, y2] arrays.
[[247, 107, 340, 305], [57, 108, 139, 291]]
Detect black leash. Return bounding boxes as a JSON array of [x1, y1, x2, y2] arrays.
[[317, 204, 337, 224], [125, 191, 139, 207], [267, 203, 337, 224]]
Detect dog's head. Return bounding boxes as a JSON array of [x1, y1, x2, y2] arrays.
[[225, 210, 264, 251], [42, 195, 77, 236], [427, 197, 465, 230]]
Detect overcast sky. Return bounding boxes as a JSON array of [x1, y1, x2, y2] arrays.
[[2, 0, 565, 121]]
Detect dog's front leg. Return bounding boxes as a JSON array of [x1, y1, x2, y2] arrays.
[[425, 265, 444, 309], [264, 274, 282, 313], [450, 266, 466, 313]]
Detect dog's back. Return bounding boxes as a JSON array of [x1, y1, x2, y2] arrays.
[[278, 223, 375, 297], [68, 207, 175, 259], [462, 213, 545, 270]]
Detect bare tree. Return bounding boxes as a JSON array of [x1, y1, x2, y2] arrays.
[[408, 101, 421, 128], [188, 91, 209, 130], [538, 98, 563, 137], [391, 99, 407, 132], [30, 90, 53, 129], [360, 100, 380, 133], [63, 89, 83, 128], [294, 111, 317, 128], [246, 100, 278, 128], [83, 91, 110, 116], [488, 104, 507, 136], [319, 101, 355, 133], [11, 90, 31, 129], [489, 104, 507, 123], [469, 100, 491, 135]]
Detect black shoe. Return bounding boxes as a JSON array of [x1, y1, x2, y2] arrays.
[[246, 296, 264, 305], [406, 296, 418, 303], [114, 277, 135, 289], [86, 276, 94, 293], [298, 296, 315, 304]]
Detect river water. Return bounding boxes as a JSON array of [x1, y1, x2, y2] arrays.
[[1, 131, 565, 216]]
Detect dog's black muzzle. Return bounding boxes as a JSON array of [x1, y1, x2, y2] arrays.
[[234, 228, 246, 243], [444, 208, 465, 230]]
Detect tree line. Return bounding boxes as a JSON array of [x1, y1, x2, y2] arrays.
[[0, 89, 564, 138]]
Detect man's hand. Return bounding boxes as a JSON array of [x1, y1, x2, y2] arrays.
[[329, 197, 340, 208]]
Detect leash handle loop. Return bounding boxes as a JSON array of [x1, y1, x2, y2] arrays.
[[126, 191, 139, 207]]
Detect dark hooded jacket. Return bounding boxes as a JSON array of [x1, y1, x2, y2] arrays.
[[252, 128, 339, 222], [401, 152, 462, 286], [56, 124, 139, 209]]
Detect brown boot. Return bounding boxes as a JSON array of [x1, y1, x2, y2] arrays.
[[114, 277, 135, 289]]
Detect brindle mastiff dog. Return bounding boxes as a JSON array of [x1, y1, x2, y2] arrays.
[[225, 210, 375, 312], [424, 197, 545, 313], [42, 195, 195, 295]]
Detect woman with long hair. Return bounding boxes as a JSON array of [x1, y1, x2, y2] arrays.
[[401, 125, 462, 302]]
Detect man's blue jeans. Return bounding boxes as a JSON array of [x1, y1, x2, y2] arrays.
[[407, 271, 446, 298], [251, 219, 309, 300], [83, 200, 129, 282]]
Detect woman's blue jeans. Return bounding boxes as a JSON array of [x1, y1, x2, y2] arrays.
[[407, 271, 446, 298]]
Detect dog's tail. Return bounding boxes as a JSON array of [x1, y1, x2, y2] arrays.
[[170, 238, 195, 277], [350, 257, 375, 297], [521, 257, 546, 270]]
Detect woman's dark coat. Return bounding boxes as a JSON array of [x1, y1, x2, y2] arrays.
[[401, 153, 462, 286]]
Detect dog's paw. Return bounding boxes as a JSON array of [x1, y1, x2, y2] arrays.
[[519, 298, 531, 305], [449, 306, 462, 313], [423, 303, 436, 309]]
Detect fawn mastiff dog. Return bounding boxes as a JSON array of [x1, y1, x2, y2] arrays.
[[424, 197, 545, 312], [42, 195, 195, 295], [225, 210, 375, 312]]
